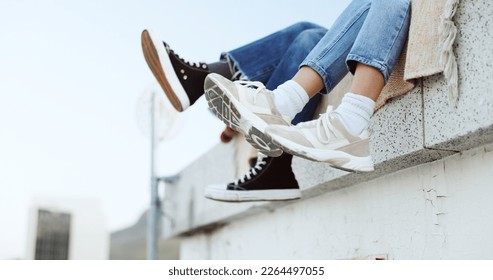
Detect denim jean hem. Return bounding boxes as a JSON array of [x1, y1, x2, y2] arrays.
[[220, 52, 250, 81], [346, 54, 390, 83], [301, 60, 333, 95]]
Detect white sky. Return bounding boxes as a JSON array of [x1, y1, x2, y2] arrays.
[[0, 0, 350, 259]]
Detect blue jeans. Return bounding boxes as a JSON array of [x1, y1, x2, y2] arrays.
[[224, 0, 411, 118], [303, 0, 411, 93], [224, 22, 327, 125]]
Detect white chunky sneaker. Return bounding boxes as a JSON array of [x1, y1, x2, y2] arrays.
[[265, 108, 374, 172], [204, 73, 291, 157]]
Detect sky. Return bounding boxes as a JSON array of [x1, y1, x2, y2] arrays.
[[0, 0, 350, 259]]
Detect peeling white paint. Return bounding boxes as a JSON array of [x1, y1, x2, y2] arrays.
[[180, 143, 493, 259]]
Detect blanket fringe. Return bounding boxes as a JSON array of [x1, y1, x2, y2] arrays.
[[440, 0, 460, 107]]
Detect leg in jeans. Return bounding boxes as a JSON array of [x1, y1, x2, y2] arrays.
[[141, 22, 326, 112], [223, 22, 327, 124], [264, 28, 325, 125], [266, 0, 411, 171], [204, 0, 411, 172], [211, 22, 327, 156], [204, 22, 328, 202], [299, 0, 411, 97], [224, 22, 324, 85], [218, 22, 326, 145]]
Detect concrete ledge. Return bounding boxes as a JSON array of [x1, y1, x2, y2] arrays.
[[163, 142, 278, 238], [181, 143, 493, 259], [293, 83, 454, 192], [162, 0, 493, 239], [162, 82, 461, 238]]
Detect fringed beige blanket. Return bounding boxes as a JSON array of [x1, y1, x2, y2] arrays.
[[318, 0, 460, 113]]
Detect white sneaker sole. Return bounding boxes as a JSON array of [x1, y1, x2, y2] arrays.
[[270, 134, 374, 173], [141, 29, 190, 111], [204, 74, 283, 157], [204, 187, 301, 202]]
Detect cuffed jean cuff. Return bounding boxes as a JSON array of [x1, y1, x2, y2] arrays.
[[220, 52, 249, 81], [300, 60, 335, 95], [346, 54, 390, 83]]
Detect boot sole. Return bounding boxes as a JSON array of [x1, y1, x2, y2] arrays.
[[204, 187, 301, 202], [141, 29, 190, 111], [270, 134, 374, 173]]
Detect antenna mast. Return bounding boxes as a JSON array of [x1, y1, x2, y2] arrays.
[[147, 90, 160, 260]]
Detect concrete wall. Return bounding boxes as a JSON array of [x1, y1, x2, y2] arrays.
[[422, 0, 493, 151], [162, 138, 254, 238], [180, 144, 493, 259], [161, 0, 493, 260]]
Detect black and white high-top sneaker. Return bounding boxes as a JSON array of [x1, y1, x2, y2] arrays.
[[142, 29, 211, 112], [204, 153, 300, 202]]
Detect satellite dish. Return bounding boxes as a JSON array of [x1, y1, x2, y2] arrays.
[[135, 84, 186, 142]]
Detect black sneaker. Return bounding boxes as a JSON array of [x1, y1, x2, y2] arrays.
[[141, 29, 210, 112], [204, 153, 300, 202]]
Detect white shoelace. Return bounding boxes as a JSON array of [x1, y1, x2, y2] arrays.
[[232, 80, 266, 104], [167, 47, 207, 69], [296, 106, 337, 145], [233, 153, 268, 185], [317, 113, 337, 144]]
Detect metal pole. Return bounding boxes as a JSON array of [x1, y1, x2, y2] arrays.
[[147, 91, 160, 260]]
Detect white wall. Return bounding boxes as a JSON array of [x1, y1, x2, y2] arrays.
[[180, 143, 493, 259]]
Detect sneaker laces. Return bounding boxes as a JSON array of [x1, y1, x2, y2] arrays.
[[233, 80, 267, 104], [232, 153, 268, 185], [296, 106, 337, 145], [166, 45, 208, 70]]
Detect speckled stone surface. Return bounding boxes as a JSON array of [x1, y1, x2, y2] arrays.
[[423, 0, 493, 151], [293, 87, 425, 189], [370, 85, 423, 163], [293, 85, 454, 191]]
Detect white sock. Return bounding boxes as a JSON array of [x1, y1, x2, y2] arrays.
[[272, 80, 309, 121], [333, 92, 376, 135]]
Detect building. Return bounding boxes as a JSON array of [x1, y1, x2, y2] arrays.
[[25, 198, 109, 260]]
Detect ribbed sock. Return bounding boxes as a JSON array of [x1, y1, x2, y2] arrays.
[[272, 80, 309, 121], [333, 92, 376, 135]]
